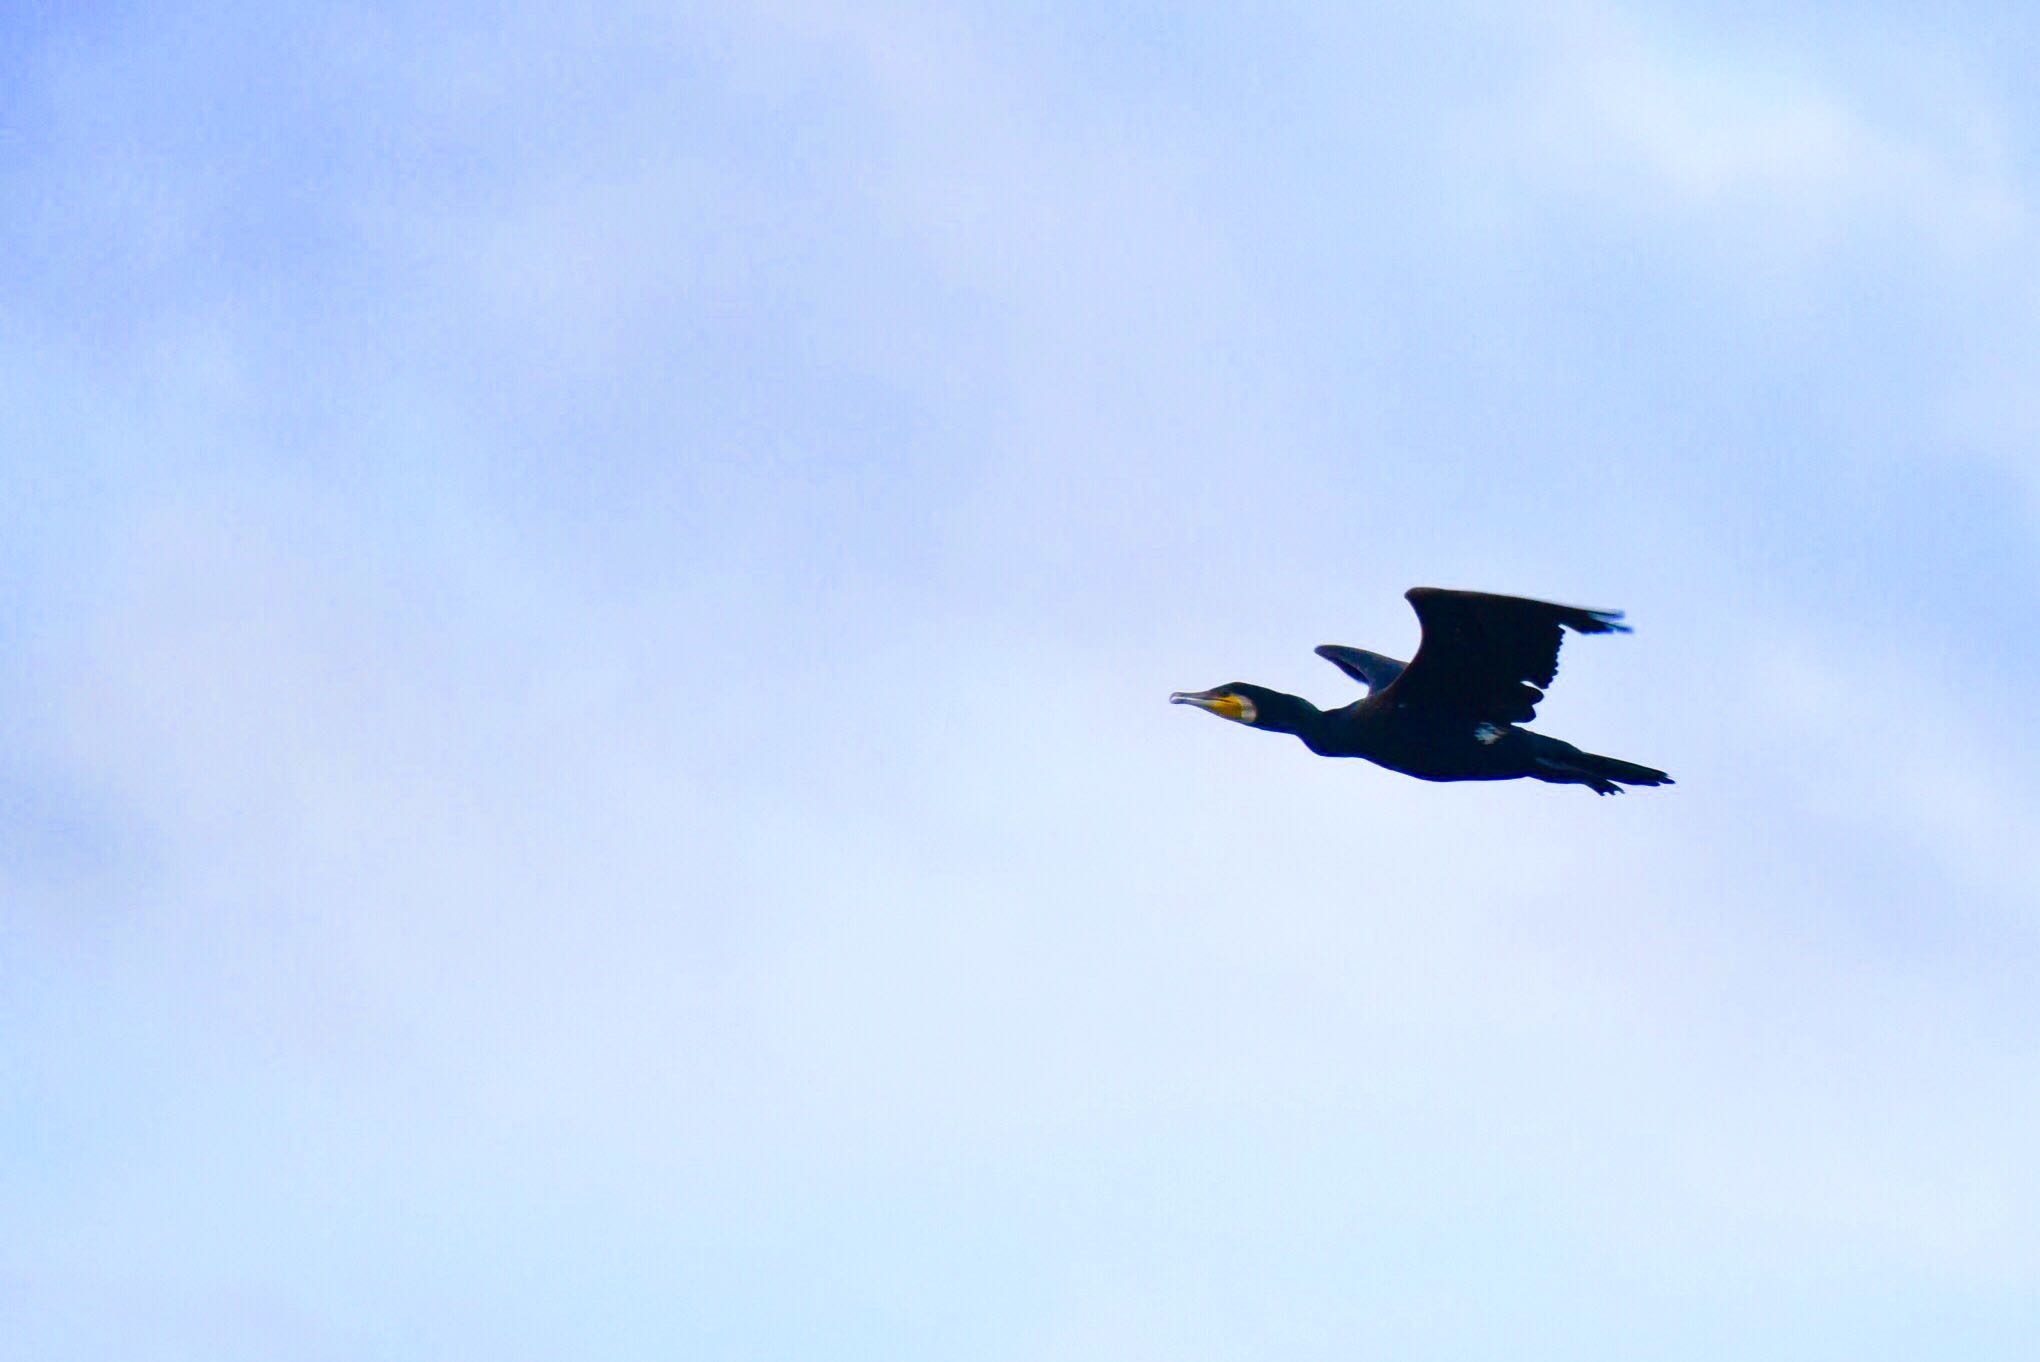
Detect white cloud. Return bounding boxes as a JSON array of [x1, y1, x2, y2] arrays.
[[1480, 6, 2026, 253], [8, 3, 2040, 1358]]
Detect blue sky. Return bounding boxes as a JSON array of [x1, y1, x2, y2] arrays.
[[4, 2, 2039, 1358]]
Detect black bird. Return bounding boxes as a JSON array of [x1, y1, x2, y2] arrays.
[[1170, 587, 1672, 795]]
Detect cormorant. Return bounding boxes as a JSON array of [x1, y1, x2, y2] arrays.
[[1170, 587, 1672, 794]]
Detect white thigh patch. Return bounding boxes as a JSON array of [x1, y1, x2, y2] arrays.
[[1473, 723, 1506, 745]]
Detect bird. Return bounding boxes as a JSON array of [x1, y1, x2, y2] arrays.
[[1170, 587, 1672, 795]]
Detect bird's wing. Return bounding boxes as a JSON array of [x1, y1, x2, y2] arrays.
[[1314, 644, 1406, 694], [1379, 587, 1630, 724]]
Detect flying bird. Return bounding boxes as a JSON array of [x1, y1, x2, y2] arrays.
[[1170, 587, 1672, 794]]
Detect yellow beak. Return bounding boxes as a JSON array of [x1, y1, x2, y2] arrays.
[[1170, 690, 1246, 722]]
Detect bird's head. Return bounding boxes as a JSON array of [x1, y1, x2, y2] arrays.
[[1168, 683, 1316, 735]]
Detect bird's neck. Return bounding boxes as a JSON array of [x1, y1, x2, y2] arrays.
[[1252, 690, 1325, 741]]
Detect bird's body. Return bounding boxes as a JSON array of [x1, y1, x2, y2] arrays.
[[1172, 588, 1672, 795]]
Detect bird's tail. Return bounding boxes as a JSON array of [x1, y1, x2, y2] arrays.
[[1530, 743, 1674, 796]]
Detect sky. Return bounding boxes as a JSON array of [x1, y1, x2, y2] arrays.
[[4, 2, 2039, 1358]]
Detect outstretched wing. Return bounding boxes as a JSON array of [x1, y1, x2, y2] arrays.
[[1379, 587, 1631, 724], [1314, 644, 1406, 694]]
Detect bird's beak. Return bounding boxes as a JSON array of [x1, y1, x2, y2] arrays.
[[1170, 689, 1245, 721]]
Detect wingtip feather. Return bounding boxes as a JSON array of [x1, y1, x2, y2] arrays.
[[1572, 608, 1631, 635]]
